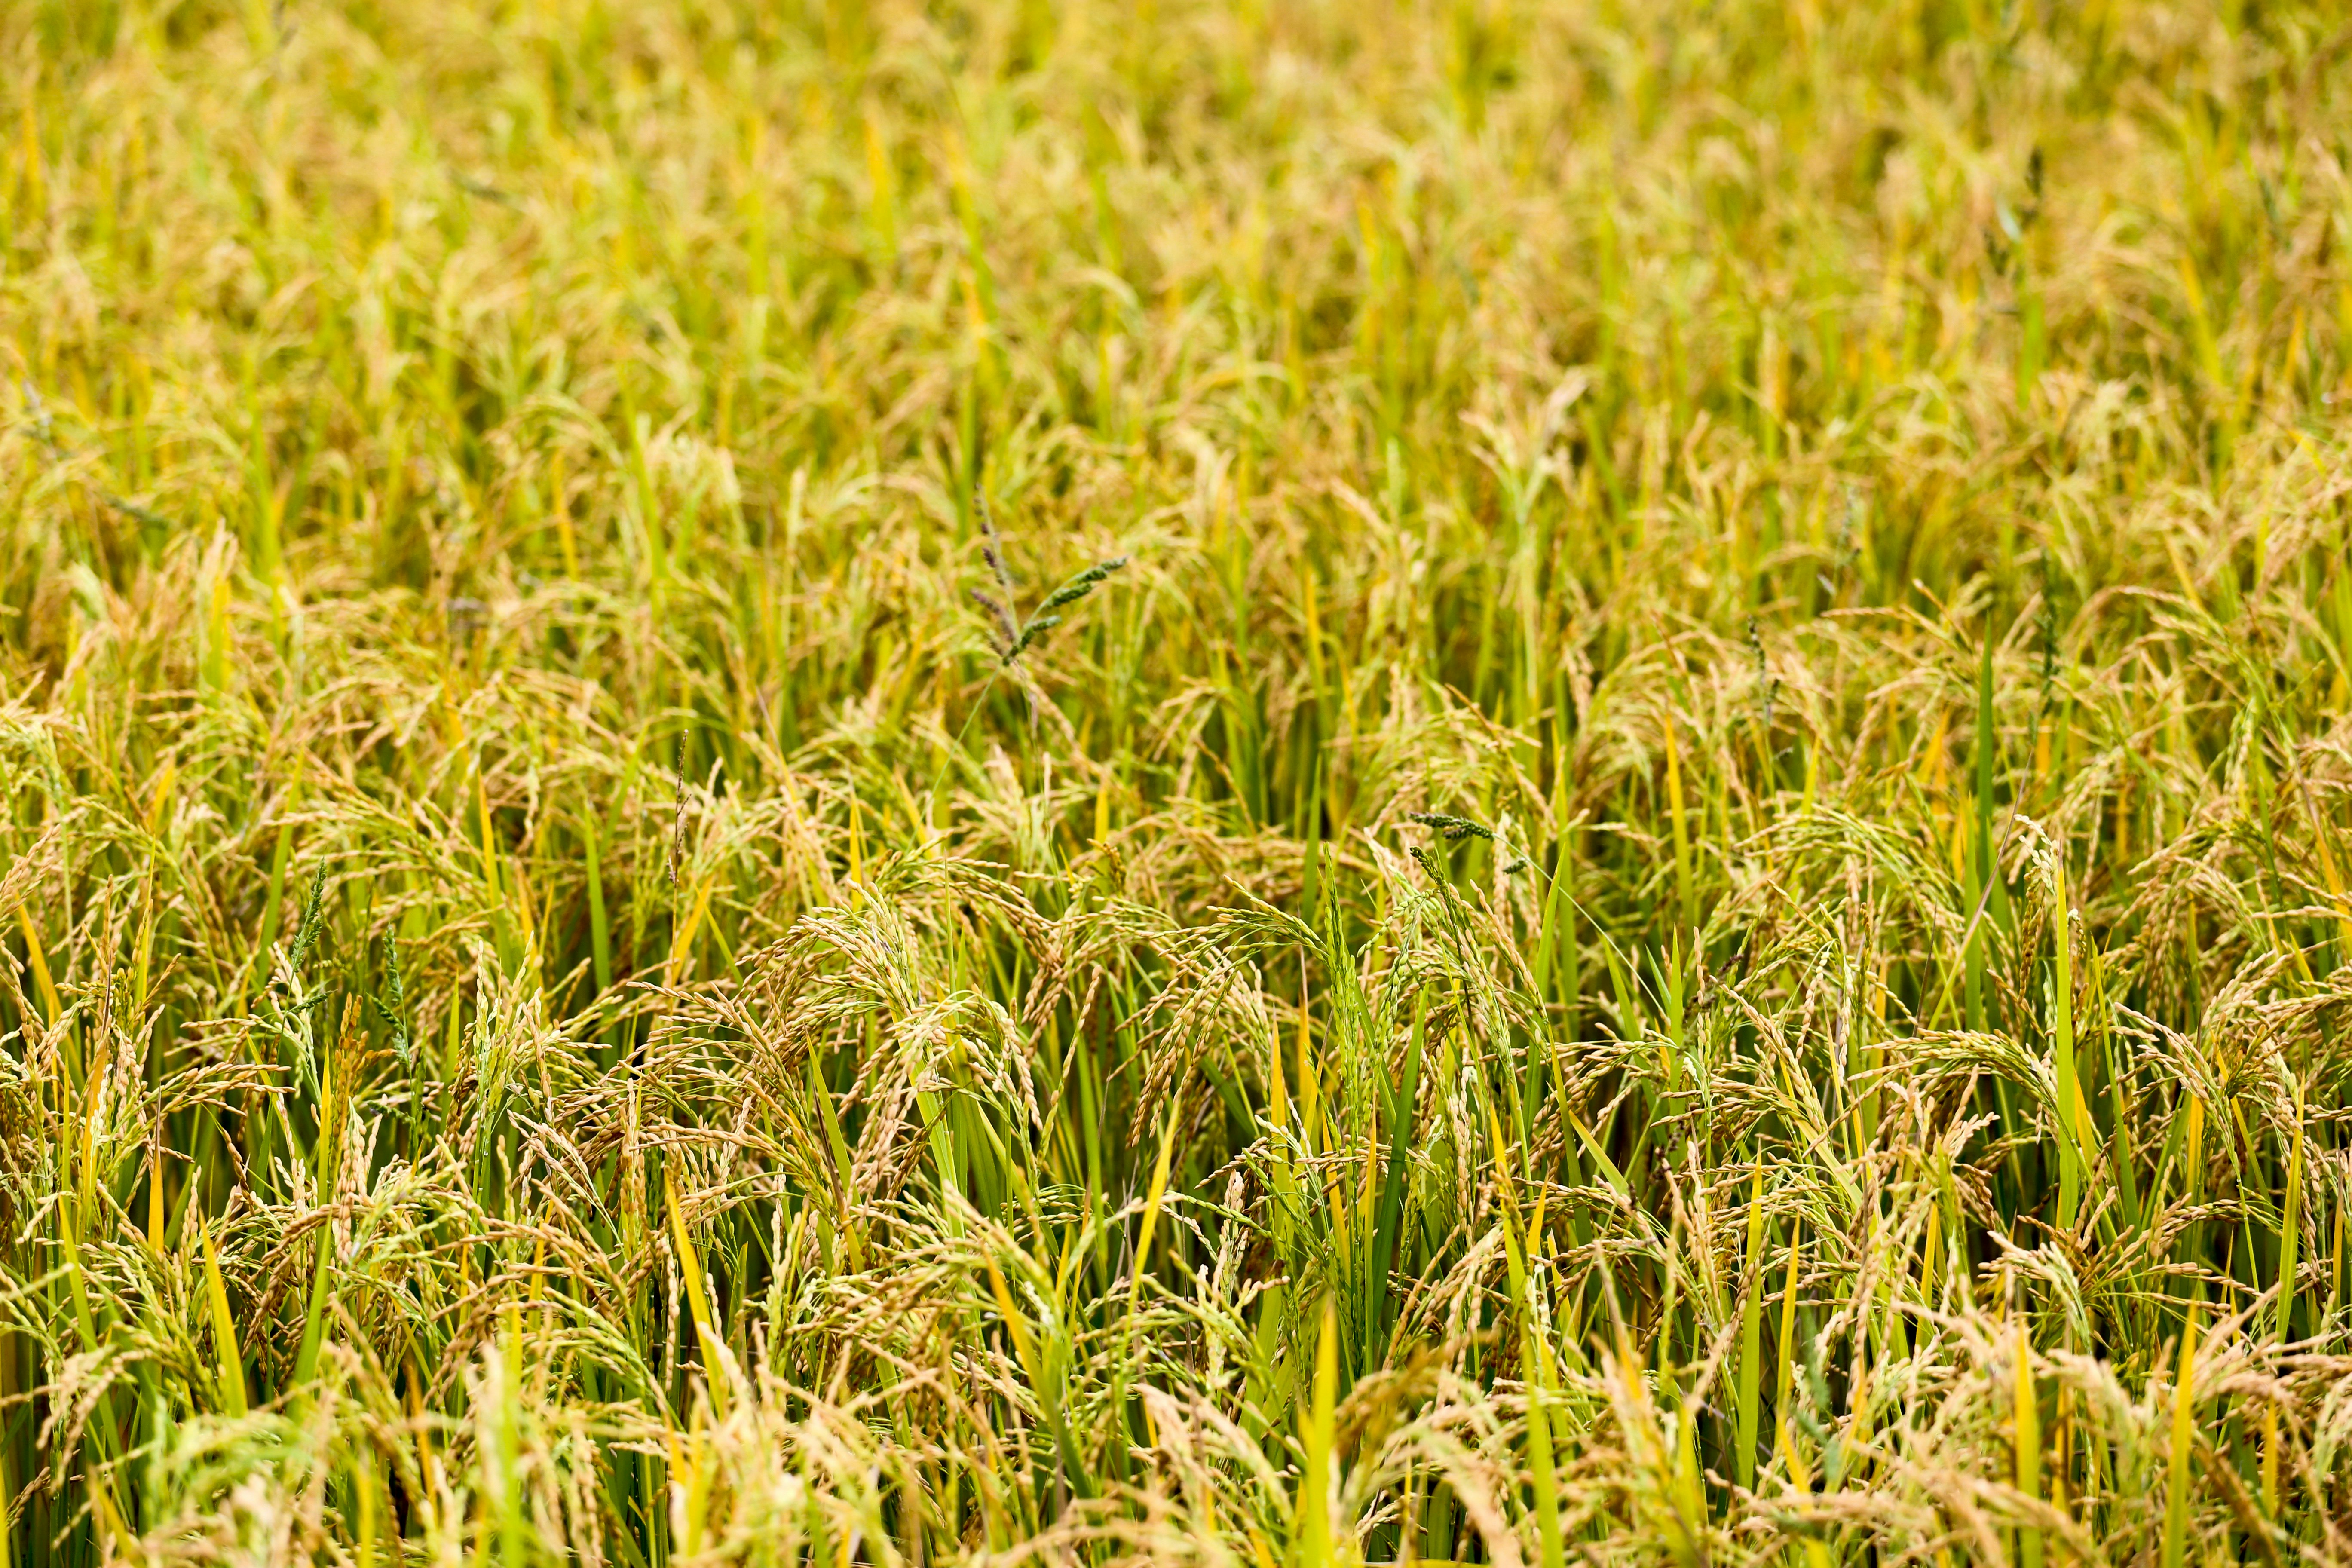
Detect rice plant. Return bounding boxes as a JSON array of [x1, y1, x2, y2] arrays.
[[5, 0, 2352, 1564]]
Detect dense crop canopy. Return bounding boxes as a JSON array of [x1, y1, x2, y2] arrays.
[[5, 1, 2352, 1563]]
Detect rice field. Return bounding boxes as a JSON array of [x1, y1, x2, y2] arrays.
[[7, 0, 2352, 1562]]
